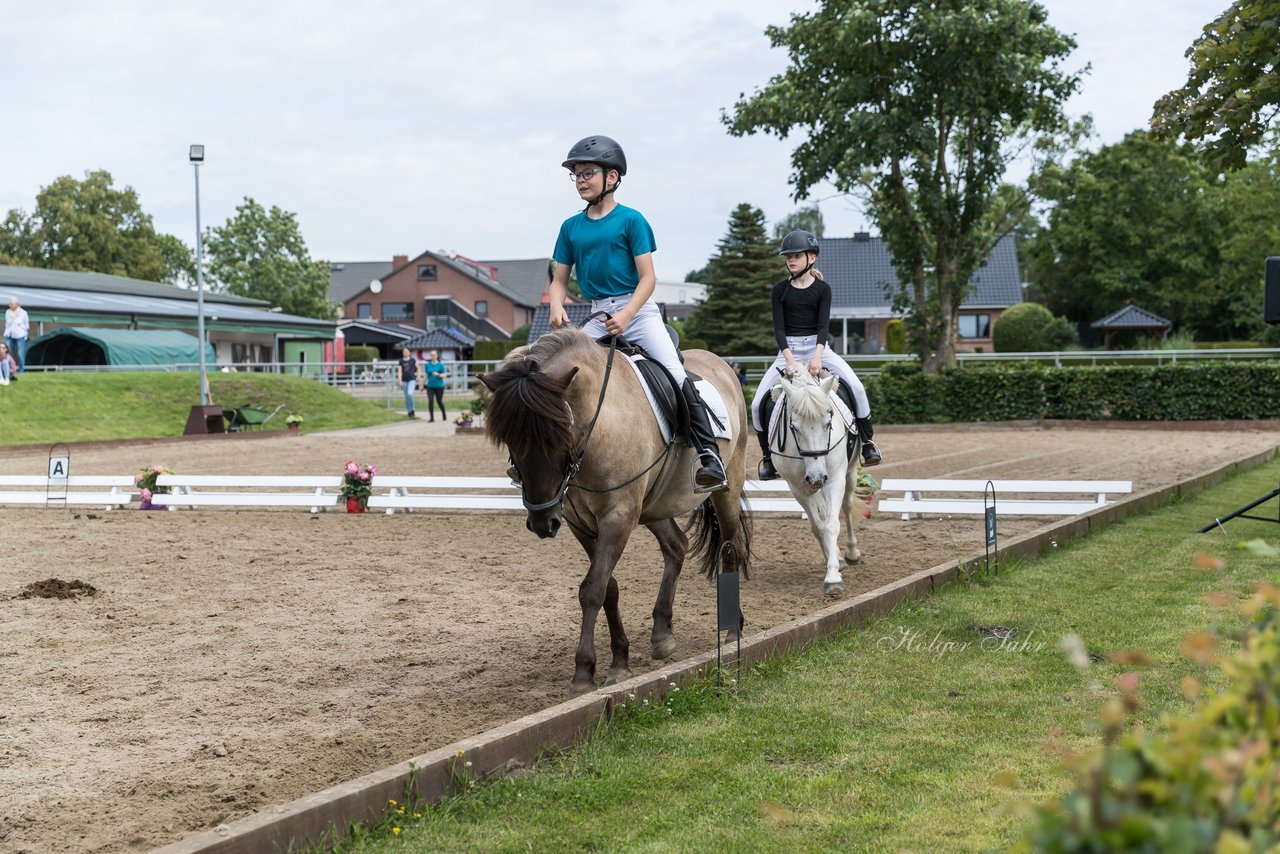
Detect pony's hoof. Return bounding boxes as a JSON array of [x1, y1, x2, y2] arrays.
[[823, 581, 844, 596], [844, 554, 861, 566], [604, 669, 634, 686], [724, 629, 739, 643], [651, 635, 677, 660], [568, 680, 597, 697]]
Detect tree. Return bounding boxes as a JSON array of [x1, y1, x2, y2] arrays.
[[1218, 136, 1280, 341], [1026, 132, 1231, 337], [991, 301, 1076, 352], [683, 204, 778, 354], [156, 233, 196, 287], [203, 198, 335, 319], [1151, 0, 1280, 170], [771, 204, 825, 241], [724, 0, 1082, 372], [0, 170, 169, 281]]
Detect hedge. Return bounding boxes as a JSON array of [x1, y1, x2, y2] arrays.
[[866, 362, 1280, 423], [344, 345, 379, 364], [473, 340, 525, 361]]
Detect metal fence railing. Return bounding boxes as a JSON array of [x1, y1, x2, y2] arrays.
[[27, 348, 1280, 407]]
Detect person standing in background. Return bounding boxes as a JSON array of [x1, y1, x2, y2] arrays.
[[5, 298, 29, 374], [397, 347, 419, 418], [423, 350, 447, 422], [0, 342, 14, 384]]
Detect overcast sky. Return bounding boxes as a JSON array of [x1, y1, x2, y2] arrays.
[[2, 0, 1226, 284]]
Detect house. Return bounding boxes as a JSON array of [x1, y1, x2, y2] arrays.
[[330, 253, 552, 342], [817, 232, 1022, 354], [0, 264, 336, 367], [652, 280, 706, 322]]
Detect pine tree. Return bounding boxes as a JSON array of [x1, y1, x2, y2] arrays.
[[685, 204, 778, 355]]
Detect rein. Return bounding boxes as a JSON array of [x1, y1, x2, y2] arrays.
[[517, 314, 676, 517], [769, 376, 846, 461]]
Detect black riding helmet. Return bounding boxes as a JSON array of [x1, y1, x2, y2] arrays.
[[777, 229, 819, 256], [563, 135, 626, 207], [778, 229, 820, 283]]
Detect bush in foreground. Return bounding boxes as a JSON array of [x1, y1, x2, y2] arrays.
[[1016, 581, 1280, 851]]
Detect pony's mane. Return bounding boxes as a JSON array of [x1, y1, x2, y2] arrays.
[[483, 327, 596, 460], [783, 374, 837, 422]]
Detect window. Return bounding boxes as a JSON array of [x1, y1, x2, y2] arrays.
[[474, 300, 488, 317], [381, 302, 414, 322], [957, 313, 991, 339], [417, 264, 437, 281], [356, 303, 371, 319]]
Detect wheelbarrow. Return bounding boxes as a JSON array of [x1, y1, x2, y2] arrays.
[[223, 403, 285, 432]]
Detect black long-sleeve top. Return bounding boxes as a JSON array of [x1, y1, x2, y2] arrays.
[[771, 277, 831, 351]]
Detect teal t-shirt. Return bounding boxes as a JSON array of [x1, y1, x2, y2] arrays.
[[552, 204, 656, 300], [425, 360, 446, 389]]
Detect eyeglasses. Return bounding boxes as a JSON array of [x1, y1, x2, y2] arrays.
[[569, 168, 603, 182]]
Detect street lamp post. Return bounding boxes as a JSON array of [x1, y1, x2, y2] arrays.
[[190, 144, 209, 406]]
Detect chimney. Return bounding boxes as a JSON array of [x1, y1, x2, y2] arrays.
[[392, 254, 408, 268], [853, 231, 871, 242]]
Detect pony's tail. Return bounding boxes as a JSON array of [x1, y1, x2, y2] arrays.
[[685, 496, 753, 581]]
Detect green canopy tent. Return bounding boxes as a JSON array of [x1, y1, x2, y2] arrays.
[[26, 328, 217, 367]]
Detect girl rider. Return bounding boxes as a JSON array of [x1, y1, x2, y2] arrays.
[[752, 229, 882, 480]]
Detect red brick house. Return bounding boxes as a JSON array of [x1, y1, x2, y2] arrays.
[[331, 252, 551, 340]]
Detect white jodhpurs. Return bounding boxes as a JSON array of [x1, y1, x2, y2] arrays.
[[751, 334, 870, 432], [579, 296, 686, 384]]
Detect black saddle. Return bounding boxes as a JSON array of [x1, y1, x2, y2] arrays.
[[593, 325, 711, 437]]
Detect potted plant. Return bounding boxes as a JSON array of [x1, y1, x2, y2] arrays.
[[285, 414, 304, 432], [339, 460, 376, 513], [135, 464, 173, 510], [453, 410, 475, 428]]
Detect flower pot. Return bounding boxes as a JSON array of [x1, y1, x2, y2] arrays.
[[346, 497, 367, 514], [287, 423, 300, 432], [139, 497, 165, 511]]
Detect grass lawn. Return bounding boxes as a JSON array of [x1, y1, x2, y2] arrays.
[[0, 371, 403, 443], [342, 457, 1280, 853]]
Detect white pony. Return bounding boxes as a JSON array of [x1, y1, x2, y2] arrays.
[[769, 369, 864, 595]]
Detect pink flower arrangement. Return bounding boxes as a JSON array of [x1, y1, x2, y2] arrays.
[[134, 464, 173, 509], [340, 460, 377, 501]]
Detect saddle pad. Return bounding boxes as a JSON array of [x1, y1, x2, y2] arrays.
[[621, 355, 733, 444]]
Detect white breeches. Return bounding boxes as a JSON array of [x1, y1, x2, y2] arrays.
[[580, 296, 686, 385], [751, 334, 870, 431]]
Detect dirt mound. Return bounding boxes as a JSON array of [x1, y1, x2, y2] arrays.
[[17, 578, 98, 599]]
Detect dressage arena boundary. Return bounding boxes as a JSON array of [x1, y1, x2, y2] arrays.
[[151, 443, 1280, 854]]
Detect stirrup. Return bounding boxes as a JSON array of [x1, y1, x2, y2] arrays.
[[506, 463, 522, 484], [861, 440, 883, 468], [693, 451, 729, 494]]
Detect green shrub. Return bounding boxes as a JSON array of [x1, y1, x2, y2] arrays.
[[473, 340, 524, 361], [1016, 590, 1280, 852], [467, 380, 492, 416], [509, 323, 531, 344], [992, 302, 1065, 353], [344, 345, 378, 364], [884, 318, 909, 354], [867, 362, 1280, 423]]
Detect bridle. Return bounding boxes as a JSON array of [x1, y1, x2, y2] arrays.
[[769, 371, 846, 461], [515, 313, 675, 516]]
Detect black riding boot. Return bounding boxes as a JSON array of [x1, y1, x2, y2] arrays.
[[755, 428, 779, 481], [506, 459, 521, 484], [855, 416, 883, 467], [681, 380, 728, 493]]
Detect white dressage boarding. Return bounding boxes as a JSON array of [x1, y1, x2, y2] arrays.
[[769, 369, 864, 595]]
